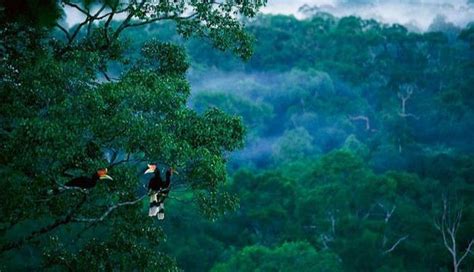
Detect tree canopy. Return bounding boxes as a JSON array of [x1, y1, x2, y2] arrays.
[[1, 2, 474, 271], [0, 0, 265, 270]]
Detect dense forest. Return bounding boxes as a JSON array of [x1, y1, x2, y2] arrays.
[[1, 0, 474, 271]]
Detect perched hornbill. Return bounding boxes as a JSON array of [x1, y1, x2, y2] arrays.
[[65, 168, 113, 189], [144, 164, 175, 219]]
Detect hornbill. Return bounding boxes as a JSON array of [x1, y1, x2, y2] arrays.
[[144, 164, 175, 219], [65, 168, 113, 189]]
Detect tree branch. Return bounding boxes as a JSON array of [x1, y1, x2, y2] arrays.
[[98, 7, 129, 21], [68, 18, 90, 45], [62, 1, 89, 16], [126, 12, 198, 28], [111, 0, 148, 41], [383, 235, 409, 255], [397, 84, 420, 120], [378, 202, 396, 223], [437, 198, 456, 256], [73, 195, 146, 223], [99, 67, 113, 82], [348, 115, 370, 130], [87, 3, 108, 38], [55, 23, 71, 40], [457, 239, 474, 267], [103, 4, 124, 43], [0, 194, 87, 253], [433, 196, 473, 272]]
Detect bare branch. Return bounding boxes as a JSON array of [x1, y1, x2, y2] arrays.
[[378, 202, 396, 223], [348, 115, 370, 130], [397, 84, 420, 120], [398, 112, 420, 119], [320, 233, 333, 250], [434, 197, 472, 272], [383, 235, 409, 254], [440, 198, 456, 255], [457, 239, 474, 267]]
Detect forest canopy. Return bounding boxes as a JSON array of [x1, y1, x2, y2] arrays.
[[1, 0, 474, 271], [160, 10, 474, 272]]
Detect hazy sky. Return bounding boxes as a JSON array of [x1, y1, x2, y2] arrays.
[[262, 0, 335, 15], [64, 0, 474, 31], [261, 0, 474, 30]]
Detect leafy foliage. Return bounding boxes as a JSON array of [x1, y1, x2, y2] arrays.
[[154, 13, 474, 272], [212, 242, 343, 272], [2, 2, 474, 271], [0, 0, 264, 270]]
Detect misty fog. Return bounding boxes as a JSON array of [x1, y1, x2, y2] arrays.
[[264, 0, 474, 30]]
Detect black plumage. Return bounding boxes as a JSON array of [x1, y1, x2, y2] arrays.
[[148, 168, 172, 193], [146, 165, 174, 219], [64, 169, 112, 189], [65, 173, 101, 189]]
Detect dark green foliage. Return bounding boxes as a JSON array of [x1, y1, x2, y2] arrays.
[[0, 0, 62, 27], [0, 0, 264, 270], [212, 242, 343, 272], [153, 13, 474, 272], [162, 150, 473, 271], [2, 1, 474, 271], [141, 40, 189, 76]]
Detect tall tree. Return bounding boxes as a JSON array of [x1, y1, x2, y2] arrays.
[[0, 0, 265, 270]]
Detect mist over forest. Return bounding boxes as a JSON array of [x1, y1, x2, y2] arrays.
[[127, 8, 474, 271], [264, 0, 474, 30], [182, 13, 474, 170], [118, 7, 474, 270], [1, 0, 474, 271]]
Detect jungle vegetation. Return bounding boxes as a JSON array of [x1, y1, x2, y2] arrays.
[[1, 0, 474, 271]]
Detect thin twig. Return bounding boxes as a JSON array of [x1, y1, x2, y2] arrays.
[[55, 23, 71, 40], [63, 1, 89, 16]]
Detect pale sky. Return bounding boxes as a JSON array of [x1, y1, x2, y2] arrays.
[[261, 0, 474, 30], [261, 0, 336, 16], [64, 0, 474, 31]]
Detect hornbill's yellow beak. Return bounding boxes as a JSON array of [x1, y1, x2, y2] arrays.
[[144, 169, 154, 174], [99, 174, 113, 181]]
